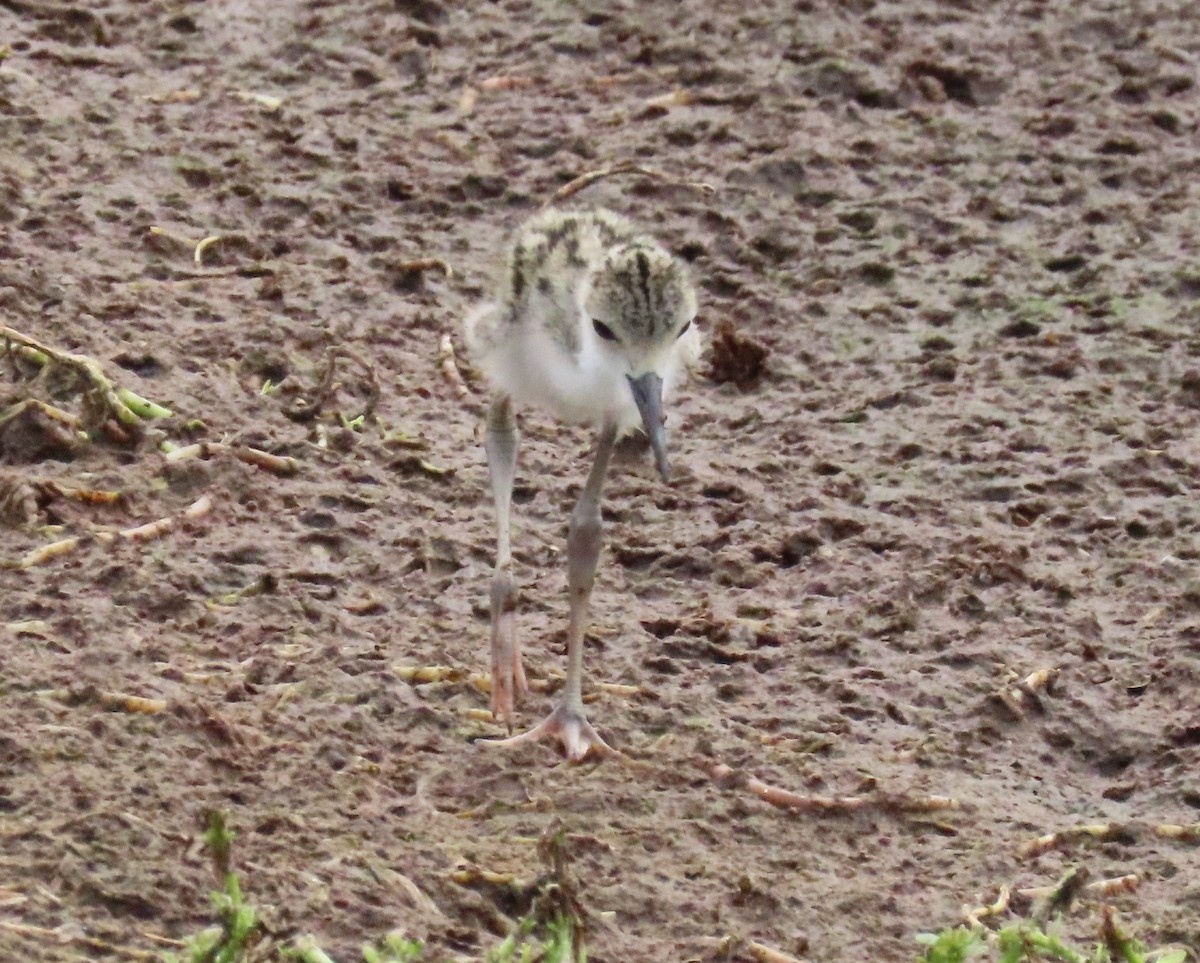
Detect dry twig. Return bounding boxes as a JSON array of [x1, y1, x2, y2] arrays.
[[704, 761, 958, 815], [541, 162, 716, 211], [285, 346, 380, 424]]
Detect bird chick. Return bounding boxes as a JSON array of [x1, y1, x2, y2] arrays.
[[464, 206, 701, 760]]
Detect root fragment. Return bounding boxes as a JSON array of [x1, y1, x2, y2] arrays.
[[234, 90, 283, 111], [644, 88, 695, 109], [11, 535, 83, 568], [747, 940, 807, 963], [41, 481, 122, 505], [8, 494, 212, 569], [479, 75, 535, 91], [120, 494, 211, 541], [469, 673, 552, 695], [0, 475, 39, 527], [164, 441, 299, 476], [595, 681, 641, 698], [704, 761, 958, 815], [365, 860, 445, 919], [1, 325, 171, 436], [993, 666, 1059, 720], [37, 685, 168, 714], [0, 398, 90, 452], [962, 885, 1011, 929], [541, 162, 716, 211], [1018, 873, 1141, 902], [194, 237, 222, 264], [0, 398, 84, 431], [149, 227, 232, 267], [1016, 822, 1127, 859], [286, 346, 379, 424], [395, 665, 466, 684], [392, 257, 452, 278], [147, 224, 199, 251], [1156, 822, 1200, 843], [696, 936, 808, 963], [438, 333, 471, 398], [0, 919, 157, 961], [1031, 867, 1089, 924]]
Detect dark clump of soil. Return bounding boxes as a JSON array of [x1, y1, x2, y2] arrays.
[[708, 317, 771, 389]]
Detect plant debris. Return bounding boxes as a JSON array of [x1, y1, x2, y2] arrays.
[[7, 494, 212, 569], [285, 346, 380, 425], [540, 161, 716, 211], [703, 760, 959, 815]]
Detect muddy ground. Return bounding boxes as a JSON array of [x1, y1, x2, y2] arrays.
[[2, 0, 1199, 960]]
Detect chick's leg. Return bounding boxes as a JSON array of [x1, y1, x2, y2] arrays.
[[482, 421, 618, 761], [485, 394, 527, 726]]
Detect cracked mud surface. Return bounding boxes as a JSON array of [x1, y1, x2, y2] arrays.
[[2, 1, 1199, 959]]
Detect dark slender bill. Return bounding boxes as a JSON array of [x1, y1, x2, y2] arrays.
[[626, 371, 671, 482]]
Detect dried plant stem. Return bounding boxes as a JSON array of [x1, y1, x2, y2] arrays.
[[164, 441, 299, 476], [748, 940, 808, 963], [1017, 822, 1127, 859], [993, 666, 1059, 719], [37, 687, 168, 715], [0, 475, 40, 527], [0, 325, 169, 429], [286, 346, 379, 424], [696, 936, 809, 963], [541, 162, 716, 211], [962, 885, 1011, 929], [438, 333, 470, 398], [393, 257, 452, 277], [0, 398, 84, 431], [0, 919, 158, 961], [1156, 823, 1200, 843], [9, 494, 212, 569], [1019, 873, 1141, 901], [41, 481, 122, 505], [704, 761, 958, 815]]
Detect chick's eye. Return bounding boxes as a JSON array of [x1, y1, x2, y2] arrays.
[[592, 319, 618, 342], [676, 318, 693, 340]]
